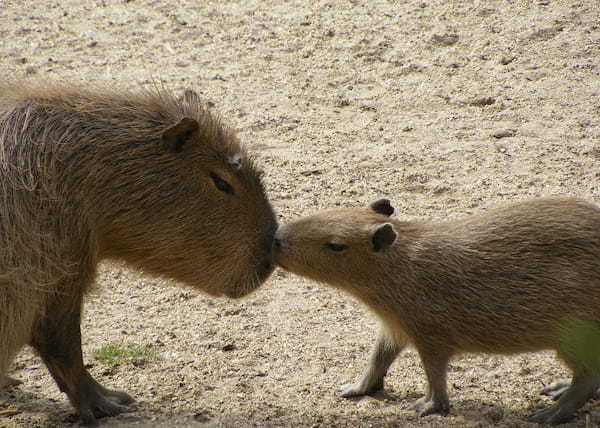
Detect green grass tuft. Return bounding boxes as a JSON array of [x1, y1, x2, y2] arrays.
[[93, 343, 160, 367]]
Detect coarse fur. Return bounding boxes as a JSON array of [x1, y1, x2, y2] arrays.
[[0, 81, 277, 424], [274, 197, 600, 425]]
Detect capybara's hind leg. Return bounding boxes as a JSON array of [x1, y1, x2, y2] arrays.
[[541, 378, 600, 401], [541, 379, 571, 401], [530, 372, 600, 425], [30, 299, 132, 425], [340, 327, 405, 397]]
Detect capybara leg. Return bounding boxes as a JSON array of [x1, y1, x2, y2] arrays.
[[411, 349, 450, 417], [541, 379, 571, 401], [541, 378, 600, 401], [340, 328, 405, 397], [529, 373, 600, 425], [30, 301, 133, 425]]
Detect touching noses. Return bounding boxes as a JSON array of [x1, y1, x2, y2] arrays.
[[273, 237, 283, 253], [272, 229, 288, 254]]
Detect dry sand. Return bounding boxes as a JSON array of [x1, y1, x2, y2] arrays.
[[1, 0, 600, 426]]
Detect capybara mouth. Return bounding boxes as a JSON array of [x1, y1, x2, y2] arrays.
[[222, 261, 275, 299]]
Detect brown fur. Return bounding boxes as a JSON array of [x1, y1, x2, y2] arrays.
[[274, 197, 600, 425], [0, 81, 277, 424]]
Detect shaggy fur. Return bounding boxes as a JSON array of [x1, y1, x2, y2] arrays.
[[0, 81, 277, 424], [275, 197, 600, 425]]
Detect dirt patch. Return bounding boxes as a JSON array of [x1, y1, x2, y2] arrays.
[[1, 0, 600, 426]]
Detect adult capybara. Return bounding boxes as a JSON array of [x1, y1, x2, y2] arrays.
[[274, 198, 600, 425], [0, 82, 277, 424]]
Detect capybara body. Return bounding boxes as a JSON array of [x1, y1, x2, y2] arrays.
[[0, 82, 277, 423], [274, 197, 600, 424]]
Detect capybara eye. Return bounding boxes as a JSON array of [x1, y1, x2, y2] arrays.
[[209, 172, 234, 195], [326, 242, 348, 252]]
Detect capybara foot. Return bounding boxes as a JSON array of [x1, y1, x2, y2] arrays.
[[529, 403, 576, 425], [531, 375, 599, 425], [410, 396, 450, 417], [74, 386, 133, 425], [339, 378, 384, 397]]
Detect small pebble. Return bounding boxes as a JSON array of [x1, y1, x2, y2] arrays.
[[431, 33, 459, 46], [469, 97, 496, 106], [500, 55, 516, 65], [492, 129, 517, 139]]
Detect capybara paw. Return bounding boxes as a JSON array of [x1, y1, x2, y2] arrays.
[[410, 397, 449, 417], [339, 378, 383, 397], [409, 396, 426, 412], [540, 379, 571, 401], [529, 404, 575, 426], [340, 383, 367, 397], [103, 388, 134, 405], [75, 389, 134, 425]]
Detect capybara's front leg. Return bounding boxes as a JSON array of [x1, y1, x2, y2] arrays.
[[340, 327, 405, 397], [30, 299, 133, 425], [410, 347, 450, 417]]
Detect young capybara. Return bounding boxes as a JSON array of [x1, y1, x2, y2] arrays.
[[274, 197, 600, 425], [0, 82, 277, 424]]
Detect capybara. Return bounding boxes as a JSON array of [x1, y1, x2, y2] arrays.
[[274, 197, 600, 425], [0, 82, 277, 424]]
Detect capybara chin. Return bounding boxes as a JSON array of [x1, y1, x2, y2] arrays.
[[274, 197, 600, 425], [0, 82, 277, 424]]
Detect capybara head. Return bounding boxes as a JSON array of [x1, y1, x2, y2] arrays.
[[1, 83, 277, 298], [274, 199, 397, 289]]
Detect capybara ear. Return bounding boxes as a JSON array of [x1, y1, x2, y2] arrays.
[[371, 223, 397, 252], [162, 117, 199, 153], [370, 199, 394, 216]]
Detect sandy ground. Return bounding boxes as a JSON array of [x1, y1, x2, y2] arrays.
[[1, 0, 600, 426]]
